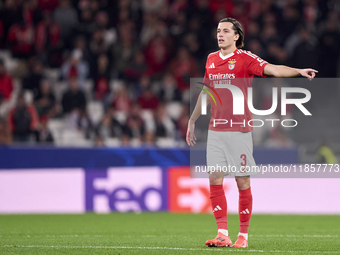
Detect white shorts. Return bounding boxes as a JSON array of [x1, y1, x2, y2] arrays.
[[206, 130, 257, 176]]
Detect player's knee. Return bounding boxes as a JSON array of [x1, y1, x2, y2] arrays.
[[209, 176, 223, 185], [235, 177, 250, 190]]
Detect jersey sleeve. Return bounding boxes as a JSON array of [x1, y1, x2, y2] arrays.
[[245, 52, 268, 77]]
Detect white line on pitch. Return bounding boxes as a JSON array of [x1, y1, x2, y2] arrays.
[[250, 235, 339, 238], [4, 234, 338, 238], [2, 245, 340, 254]]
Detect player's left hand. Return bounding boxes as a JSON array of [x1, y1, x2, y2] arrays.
[[299, 68, 318, 81]]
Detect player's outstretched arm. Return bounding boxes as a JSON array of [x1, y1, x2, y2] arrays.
[[264, 64, 318, 80], [186, 87, 210, 146]]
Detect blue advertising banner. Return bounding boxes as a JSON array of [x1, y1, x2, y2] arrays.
[[0, 147, 297, 169], [0, 147, 190, 169]]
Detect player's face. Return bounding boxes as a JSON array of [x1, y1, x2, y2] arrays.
[[217, 22, 239, 49]]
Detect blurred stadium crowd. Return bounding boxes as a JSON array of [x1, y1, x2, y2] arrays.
[[0, 0, 339, 147]]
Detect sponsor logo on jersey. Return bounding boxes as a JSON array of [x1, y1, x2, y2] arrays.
[[228, 59, 236, 70], [208, 73, 235, 80]]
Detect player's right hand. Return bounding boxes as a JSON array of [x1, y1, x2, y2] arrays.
[[299, 68, 318, 80], [186, 119, 197, 146]]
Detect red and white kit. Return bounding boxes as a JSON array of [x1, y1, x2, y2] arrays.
[[204, 49, 268, 132], [204, 49, 268, 176], [204, 49, 266, 247]]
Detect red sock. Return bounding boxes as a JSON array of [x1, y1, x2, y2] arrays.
[[238, 187, 253, 233], [210, 185, 227, 230]]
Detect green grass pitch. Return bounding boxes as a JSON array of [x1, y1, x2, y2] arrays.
[[0, 213, 339, 254]]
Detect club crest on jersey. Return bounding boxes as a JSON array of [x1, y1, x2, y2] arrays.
[[228, 59, 236, 70]]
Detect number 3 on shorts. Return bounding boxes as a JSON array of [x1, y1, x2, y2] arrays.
[[240, 154, 247, 166]]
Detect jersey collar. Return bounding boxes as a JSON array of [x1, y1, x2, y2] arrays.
[[219, 49, 236, 60]]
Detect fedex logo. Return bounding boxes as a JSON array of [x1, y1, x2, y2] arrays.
[[168, 167, 229, 213], [85, 167, 167, 212]]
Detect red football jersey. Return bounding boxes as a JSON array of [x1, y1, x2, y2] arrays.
[[203, 49, 268, 132]]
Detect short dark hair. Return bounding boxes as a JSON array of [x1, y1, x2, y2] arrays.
[[219, 18, 244, 48]]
